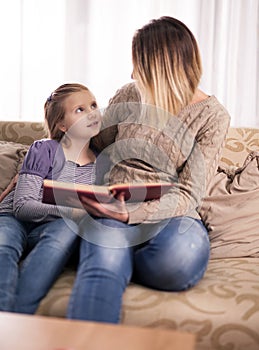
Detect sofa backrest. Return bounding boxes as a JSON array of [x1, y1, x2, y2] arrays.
[[220, 127, 259, 168], [0, 121, 259, 168], [0, 121, 48, 145]]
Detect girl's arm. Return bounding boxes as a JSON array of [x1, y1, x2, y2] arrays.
[[13, 139, 73, 222], [13, 173, 72, 222]]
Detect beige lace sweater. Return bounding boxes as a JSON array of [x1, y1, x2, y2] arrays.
[[94, 83, 230, 225]]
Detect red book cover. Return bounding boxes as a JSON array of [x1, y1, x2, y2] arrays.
[[42, 179, 174, 208]]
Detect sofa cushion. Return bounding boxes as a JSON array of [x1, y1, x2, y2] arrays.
[[0, 141, 29, 200], [200, 151, 259, 259]]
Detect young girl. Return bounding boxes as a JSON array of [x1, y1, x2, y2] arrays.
[[0, 83, 103, 314]]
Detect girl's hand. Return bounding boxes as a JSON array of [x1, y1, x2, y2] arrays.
[[80, 191, 129, 223]]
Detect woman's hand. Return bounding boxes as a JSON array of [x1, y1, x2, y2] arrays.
[[80, 191, 129, 223]]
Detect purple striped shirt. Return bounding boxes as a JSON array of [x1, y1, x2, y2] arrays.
[[0, 139, 97, 222]]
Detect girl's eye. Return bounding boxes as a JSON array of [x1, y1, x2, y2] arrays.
[[76, 107, 84, 113], [91, 102, 97, 110]]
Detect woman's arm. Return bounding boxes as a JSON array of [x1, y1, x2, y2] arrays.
[[125, 111, 231, 224], [79, 111, 230, 225]]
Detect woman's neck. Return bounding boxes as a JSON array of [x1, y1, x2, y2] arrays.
[[190, 89, 209, 105]]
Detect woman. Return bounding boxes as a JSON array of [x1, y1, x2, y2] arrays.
[[67, 16, 231, 323]]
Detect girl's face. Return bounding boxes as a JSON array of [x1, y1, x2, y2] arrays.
[[61, 90, 101, 140]]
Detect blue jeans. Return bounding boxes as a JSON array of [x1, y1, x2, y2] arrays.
[[67, 216, 210, 323], [0, 214, 78, 313]]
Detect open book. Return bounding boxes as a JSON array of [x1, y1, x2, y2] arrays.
[[42, 179, 174, 208]]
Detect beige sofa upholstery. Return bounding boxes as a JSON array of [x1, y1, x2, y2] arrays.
[[0, 121, 259, 350]]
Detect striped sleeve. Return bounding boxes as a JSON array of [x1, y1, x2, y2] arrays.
[[13, 173, 72, 222]]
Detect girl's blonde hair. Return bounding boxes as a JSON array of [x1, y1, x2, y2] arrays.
[[132, 16, 202, 115], [44, 83, 89, 141]]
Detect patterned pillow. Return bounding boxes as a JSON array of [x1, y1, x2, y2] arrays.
[[200, 151, 259, 259], [0, 141, 29, 200]]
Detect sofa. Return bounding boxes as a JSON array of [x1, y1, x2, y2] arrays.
[[0, 120, 259, 350]]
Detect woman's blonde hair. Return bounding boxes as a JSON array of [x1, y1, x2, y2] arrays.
[[44, 83, 89, 141], [132, 16, 202, 115]]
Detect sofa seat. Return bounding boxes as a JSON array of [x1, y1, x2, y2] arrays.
[[36, 258, 259, 350]]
